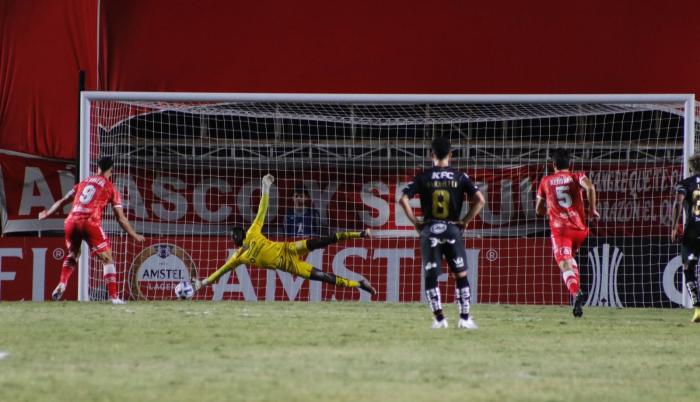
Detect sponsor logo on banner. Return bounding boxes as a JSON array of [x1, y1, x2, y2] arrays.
[[1, 154, 680, 238], [0, 238, 72, 301], [128, 244, 198, 300], [3, 235, 688, 306], [586, 244, 623, 307], [662, 255, 690, 307]]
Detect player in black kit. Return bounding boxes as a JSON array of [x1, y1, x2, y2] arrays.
[[671, 153, 700, 322], [398, 136, 486, 329]]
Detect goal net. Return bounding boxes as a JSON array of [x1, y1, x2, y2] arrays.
[[79, 93, 696, 308]]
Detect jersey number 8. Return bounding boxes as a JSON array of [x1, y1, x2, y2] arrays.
[[432, 189, 450, 219]]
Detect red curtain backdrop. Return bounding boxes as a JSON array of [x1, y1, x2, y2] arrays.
[[1, 0, 700, 158], [99, 0, 700, 94], [0, 0, 97, 160]]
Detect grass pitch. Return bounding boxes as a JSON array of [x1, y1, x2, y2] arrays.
[[0, 302, 697, 402]]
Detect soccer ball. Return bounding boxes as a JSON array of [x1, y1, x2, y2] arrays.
[[174, 281, 194, 300]]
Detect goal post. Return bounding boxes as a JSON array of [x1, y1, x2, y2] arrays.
[[78, 92, 696, 307]]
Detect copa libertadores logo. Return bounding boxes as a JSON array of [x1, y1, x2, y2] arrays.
[[128, 244, 198, 300], [586, 243, 624, 307]]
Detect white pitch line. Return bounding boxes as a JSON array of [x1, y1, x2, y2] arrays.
[[0, 351, 9, 360]]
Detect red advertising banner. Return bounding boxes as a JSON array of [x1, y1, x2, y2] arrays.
[[113, 236, 566, 305], [0, 237, 74, 301], [1, 154, 680, 238], [1, 236, 565, 304], [107, 164, 680, 237], [583, 163, 681, 236], [0, 153, 76, 233]]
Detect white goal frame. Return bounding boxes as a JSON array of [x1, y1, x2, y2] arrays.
[[78, 92, 696, 302]]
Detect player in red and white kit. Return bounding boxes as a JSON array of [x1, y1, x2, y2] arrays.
[[39, 157, 145, 304], [535, 149, 599, 317]]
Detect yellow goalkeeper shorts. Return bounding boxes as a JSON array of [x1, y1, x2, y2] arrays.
[[277, 240, 313, 278]]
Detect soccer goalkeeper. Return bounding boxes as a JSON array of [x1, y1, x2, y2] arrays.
[[193, 174, 377, 296]]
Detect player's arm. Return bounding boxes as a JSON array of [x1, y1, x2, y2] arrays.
[[398, 178, 423, 231], [109, 188, 145, 242], [535, 179, 547, 217], [535, 196, 547, 217], [38, 189, 75, 220], [457, 174, 485, 229], [398, 194, 422, 232], [200, 248, 244, 288], [458, 191, 485, 229], [671, 191, 685, 242], [114, 207, 145, 242], [580, 176, 600, 218], [249, 174, 274, 233]]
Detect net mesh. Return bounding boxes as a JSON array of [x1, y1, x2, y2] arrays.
[[84, 97, 692, 307]]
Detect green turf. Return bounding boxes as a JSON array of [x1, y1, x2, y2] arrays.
[[0, 302, 697, 402]]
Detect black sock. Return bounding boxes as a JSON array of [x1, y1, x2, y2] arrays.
[[455, 275, 471, 320], [309, 268, 336, 284], [306, 236, 338, 251]]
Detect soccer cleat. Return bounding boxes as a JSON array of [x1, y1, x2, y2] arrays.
[[431, 319, 448, 329], [110, 298, 126, 305], [360, 229, 371, 238], [359, 280, 377, 296], [51, 283, 66, 301], [692, 307, 700, 323], [191, 278, 203, 291], [457, 317, 479, 330], [572, 291, 584, 318]]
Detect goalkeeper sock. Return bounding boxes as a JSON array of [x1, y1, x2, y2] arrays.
[[307, 236, 339, 251], [59, 255, 77, 285], [103, 263, 118, 299], [562, 269, 579, 297], [309, 268, 359, 288], [455, 275, 471, 320], [426, 287, 445, 321], [307, 232, 363, 251], [335, 231, 362, 241], [334, 276, 360, 288]]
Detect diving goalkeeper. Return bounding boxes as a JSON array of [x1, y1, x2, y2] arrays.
[[193, 174, 377, 296]]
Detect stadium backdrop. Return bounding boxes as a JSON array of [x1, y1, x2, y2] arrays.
[[0, 153, 685, 306], [1, 0, 699, 302]]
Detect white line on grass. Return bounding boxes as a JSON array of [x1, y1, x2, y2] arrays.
[[0, 351, 10, 360]]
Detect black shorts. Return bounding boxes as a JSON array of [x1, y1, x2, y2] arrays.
[[419, 222, 468, 275], [681, 232, 700, 264]]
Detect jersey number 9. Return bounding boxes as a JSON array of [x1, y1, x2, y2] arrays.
[[79, 185, 97, 205]]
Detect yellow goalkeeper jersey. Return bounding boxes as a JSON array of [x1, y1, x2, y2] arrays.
[[221, 193, 303, 274]]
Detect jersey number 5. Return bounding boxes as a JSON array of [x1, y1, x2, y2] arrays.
[[79, 185, 97, 205], [432, 190, 450, 219], [555, 186, 572, 208]]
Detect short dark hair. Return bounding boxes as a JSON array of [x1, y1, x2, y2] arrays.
[[551, 149, 570, 170], [98, 157, 114, 172], [690, 153, 700, 174], [431, 136, 451, 160], [231, 227, 245, 246], [293, 188, 308, 197]]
